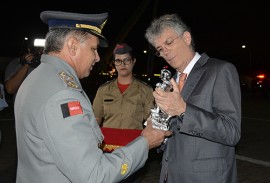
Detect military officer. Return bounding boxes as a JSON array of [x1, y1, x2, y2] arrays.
[[14, 10, 171, 183]]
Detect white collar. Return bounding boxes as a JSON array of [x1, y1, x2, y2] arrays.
[[177, 52, 200, 81]]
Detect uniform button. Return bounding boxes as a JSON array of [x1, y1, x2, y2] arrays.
[[165, 157, 168, 162]]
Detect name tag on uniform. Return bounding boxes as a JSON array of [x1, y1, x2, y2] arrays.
[[104, 99, 113, 102]]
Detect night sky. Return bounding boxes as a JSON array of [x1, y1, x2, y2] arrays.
[[1, 0, 269, 75]]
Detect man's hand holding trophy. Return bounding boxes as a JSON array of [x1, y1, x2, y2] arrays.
[[144, 69, 173, 131]]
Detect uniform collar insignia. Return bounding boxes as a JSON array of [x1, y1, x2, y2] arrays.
[[58, 71, 80, 90]]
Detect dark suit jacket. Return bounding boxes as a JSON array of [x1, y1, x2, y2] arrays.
[[160, 53, 241, 183]]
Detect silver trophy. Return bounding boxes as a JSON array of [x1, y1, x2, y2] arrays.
[[150, 69, 173, 131]]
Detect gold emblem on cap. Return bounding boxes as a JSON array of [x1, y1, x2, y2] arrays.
[[59, 71, 79, 89], [100, 19, 107, 30], [121, 163, 128, 175]]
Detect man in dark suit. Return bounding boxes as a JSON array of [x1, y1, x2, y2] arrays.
[[145, 14, 241, 183]]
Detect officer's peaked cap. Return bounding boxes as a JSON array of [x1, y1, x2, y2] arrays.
[[40, 11, 109, 47]]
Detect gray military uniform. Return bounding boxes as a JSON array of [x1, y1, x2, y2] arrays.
[[15, 54, 148, 183]]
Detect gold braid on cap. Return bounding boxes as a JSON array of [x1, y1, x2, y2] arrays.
[[76, 24, 102, 34]]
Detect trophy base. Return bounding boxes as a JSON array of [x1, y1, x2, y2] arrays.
[[152, 121, 169, 131], [144, 115, 171, 131], [144, 105, 172, 131]]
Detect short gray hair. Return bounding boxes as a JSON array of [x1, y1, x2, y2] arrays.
[[145, 14, 195, 50], [43, 28, 90, 54]]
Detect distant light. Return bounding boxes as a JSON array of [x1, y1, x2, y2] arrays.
[[242, 45, 246, 49], [24, 37, 28, 40], [257, 74, 265, 79], [34, 39, 45, 47], [143, 50, 147, 54]]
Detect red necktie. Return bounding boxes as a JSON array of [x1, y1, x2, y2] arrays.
[[178, 73, 187, 91]]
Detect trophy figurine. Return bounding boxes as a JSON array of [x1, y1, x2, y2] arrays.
[[147, 69, 173, 131]]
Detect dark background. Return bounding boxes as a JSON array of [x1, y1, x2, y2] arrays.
[[1, 2, 270, 182], [0, 0, 269, 75]]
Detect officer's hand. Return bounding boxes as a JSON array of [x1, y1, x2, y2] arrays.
[[141, 118, 172, 149]]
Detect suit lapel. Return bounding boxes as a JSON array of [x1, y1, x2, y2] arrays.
[[181, 53, 209, 100]]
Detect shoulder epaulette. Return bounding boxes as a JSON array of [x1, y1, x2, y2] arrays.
[[58, 71, 80, 90], [134, 78, 152, 88], [99, 78, 116, 87]]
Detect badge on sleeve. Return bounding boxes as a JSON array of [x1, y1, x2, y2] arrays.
[[121, 163, 128, 175], [61, 101, 83, 118]]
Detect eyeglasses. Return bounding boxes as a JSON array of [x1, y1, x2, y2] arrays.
[[155, 35, 181, 57], [114, 57, 133, 66]]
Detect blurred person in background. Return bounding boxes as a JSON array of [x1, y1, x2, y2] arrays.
[[4, 39, 42, 102], [0, 79, 8, 112], [0, 78, 9, 144]]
